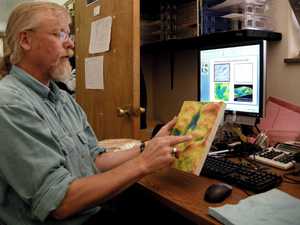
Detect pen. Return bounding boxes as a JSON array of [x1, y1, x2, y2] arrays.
[[208, 149, 232, 156]]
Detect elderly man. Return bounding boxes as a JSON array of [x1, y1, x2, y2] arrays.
[[0, 1, 191, 224]]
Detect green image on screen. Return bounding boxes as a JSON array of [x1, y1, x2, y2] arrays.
[[215, 83, 229, 101]]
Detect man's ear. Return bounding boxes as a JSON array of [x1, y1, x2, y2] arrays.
[[19, 31, 32, 51]]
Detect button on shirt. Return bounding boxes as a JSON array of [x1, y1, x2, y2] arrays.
[[0, 66, 105, 225]]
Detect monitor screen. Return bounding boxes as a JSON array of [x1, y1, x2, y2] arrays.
[[199, 40, 266, 118]]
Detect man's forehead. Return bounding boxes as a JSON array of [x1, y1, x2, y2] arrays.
[[36, 10, 70, 29]]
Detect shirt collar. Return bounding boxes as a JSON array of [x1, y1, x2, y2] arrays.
[[10, 65, 61, 102]]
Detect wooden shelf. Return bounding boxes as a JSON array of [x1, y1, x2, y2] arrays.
[[141, 29, 282, 51], [284, 57, 300, 64]]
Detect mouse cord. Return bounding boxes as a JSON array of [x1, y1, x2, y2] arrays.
[[241, 189, 251, 196], [283, 169, 300, 184]]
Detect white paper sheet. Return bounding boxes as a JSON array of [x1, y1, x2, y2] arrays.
[[89, 16, 112, 54], [93, 5, 101, 16], [85, 56, 104, 89]]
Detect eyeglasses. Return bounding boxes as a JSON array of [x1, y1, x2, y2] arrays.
[[52, 31, 74, 42], [27, 29, 74, 42]]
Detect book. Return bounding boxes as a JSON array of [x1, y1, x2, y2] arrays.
[[172, 101, 225, 175]]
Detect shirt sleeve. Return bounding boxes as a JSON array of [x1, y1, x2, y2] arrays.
[[0, 103, 76, 221]]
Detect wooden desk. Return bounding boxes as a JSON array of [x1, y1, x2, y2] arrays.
[[138, 165, 300, 225]]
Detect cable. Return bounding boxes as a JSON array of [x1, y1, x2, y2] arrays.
[[241, 189, 251, 196], [283, 180, 300, 184], [240, 156, 272, 173], [283, 169, 300, 184], [254, 117, 261, 133]]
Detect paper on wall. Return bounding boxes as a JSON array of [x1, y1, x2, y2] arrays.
[[89, 16, 112, 54], [93, 5, 101, 16], [85, 56, 104, 89]]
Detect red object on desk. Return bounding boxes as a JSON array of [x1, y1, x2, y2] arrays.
[[258, 96, 300, 145]]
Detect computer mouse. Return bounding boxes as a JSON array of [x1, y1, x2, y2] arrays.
[[204, 183, 232, 203], [294, 152, 300, 163]]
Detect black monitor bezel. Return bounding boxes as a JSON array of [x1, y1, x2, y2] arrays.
[[198, 40, 266, 118]]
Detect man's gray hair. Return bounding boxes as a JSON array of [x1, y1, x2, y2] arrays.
[[0, 1, 69, 77]]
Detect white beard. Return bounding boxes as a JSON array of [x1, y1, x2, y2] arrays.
[[49, 58, 72, 82]]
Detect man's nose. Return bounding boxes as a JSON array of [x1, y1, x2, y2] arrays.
[[63, 38, 75, 49]]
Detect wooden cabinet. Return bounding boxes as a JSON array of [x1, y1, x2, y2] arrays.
[[75, 0, 141, 140]]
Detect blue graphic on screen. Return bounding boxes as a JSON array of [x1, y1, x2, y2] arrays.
[[200, 43, 262, 115], [214, 63, 230, 82]]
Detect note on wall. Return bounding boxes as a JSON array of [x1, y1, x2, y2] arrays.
[[89, 16, 112, 54], [85, 56, 104, 89], [93, 5, 101, 16]]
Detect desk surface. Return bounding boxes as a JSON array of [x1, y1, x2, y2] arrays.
[[138, 164, 300, 225]]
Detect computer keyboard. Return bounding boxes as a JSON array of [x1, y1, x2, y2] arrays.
[[201, 156, 282, 193]]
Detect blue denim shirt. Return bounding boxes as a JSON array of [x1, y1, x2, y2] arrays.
[[0, 66, 105, 224]]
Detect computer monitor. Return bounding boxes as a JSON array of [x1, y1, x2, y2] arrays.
[[199, 40, 266, 124]]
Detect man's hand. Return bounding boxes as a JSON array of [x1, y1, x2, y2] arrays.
[[154, 117, 177, 138], [137, 135, 191, 175]]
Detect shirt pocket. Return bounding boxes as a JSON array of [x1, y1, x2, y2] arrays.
[[76, 130, 97, 176], [59, 134, 82, 176], [77, 130, 88, 146]]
